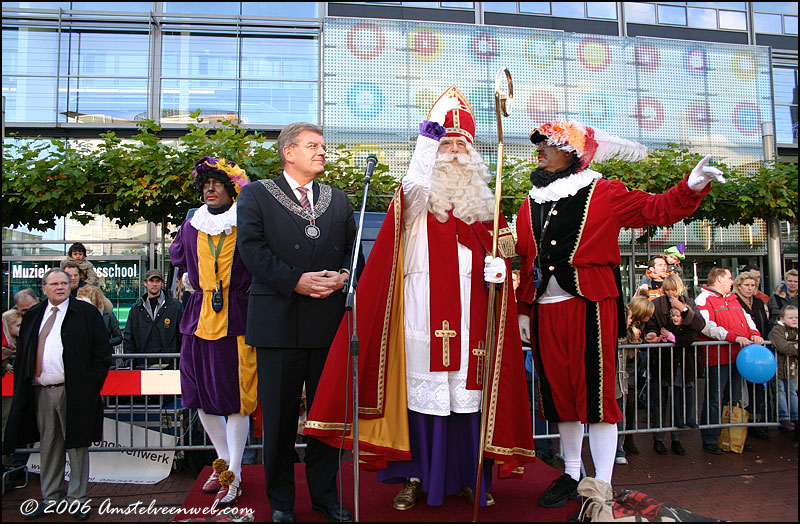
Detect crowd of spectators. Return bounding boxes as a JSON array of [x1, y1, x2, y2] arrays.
[[1, 237, 798, 506]]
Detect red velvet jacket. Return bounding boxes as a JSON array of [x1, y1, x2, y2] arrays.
[[516, 174, 709, 315]]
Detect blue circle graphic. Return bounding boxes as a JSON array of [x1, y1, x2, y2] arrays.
[[347, 82, 385, 119], [582, 95, 613, 126]]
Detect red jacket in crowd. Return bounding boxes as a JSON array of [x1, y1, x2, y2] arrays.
[[695, 284, 761, 366]]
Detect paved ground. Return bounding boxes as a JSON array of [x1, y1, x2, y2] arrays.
[[2, 427, 796, 522]]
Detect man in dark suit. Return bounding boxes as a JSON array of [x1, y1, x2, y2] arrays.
[[237, 122, 358, 523], [4, 268, 112, 520]]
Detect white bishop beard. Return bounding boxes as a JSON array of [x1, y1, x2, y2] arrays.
[[427, 146, 495, 225]]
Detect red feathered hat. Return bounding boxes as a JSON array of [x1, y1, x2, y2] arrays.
[[427, 85, 476, 144]]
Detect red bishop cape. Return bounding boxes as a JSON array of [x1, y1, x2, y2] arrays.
[[304, 189, 536, 478]]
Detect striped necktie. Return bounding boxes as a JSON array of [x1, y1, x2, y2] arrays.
[[35, 306, 59, 377], [296, 186, 311, 210]]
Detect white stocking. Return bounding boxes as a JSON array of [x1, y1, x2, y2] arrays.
[[588, 422, 618, 484], [225, 413, 250, 484], [198, 409, 230, 465], [557, 421, 585, 482]]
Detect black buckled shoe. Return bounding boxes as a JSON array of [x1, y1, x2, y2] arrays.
[[271, 509, 296, 522], [538, 473, 579, 508], [311, 500, 353, 522]]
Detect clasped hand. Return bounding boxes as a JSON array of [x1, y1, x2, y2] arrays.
[[295, 270, 345, 298]]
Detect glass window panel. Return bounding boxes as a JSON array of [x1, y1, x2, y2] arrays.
[[61, 32, 149, 77], [688, 2, 744, 9], [241, 2, 318, 17], [719, 9, 746, 30], [624, 2, 656, 24], [484, 2, 517, 13], [70, 2, 152, 11], [58, 77, 148, 123], [658, 4, 687, 25], [2, 28, 60, 76], [240, 81, 318, 126], [773, 68, 798, 106], [688, 7, 717, 28], [519, 2, 551, 15], [552, 2, 585, 18], [402, 2, 439, 6], [1, 2, 69, 9], [754, 12, 782, 33], [587, 2, 617, 19], [241, 37, 317, 81], [754, 2, 798, 15], [774, 105, 798, 144], [440, 2, 474, 8], [785, 15, 798, 34], [2, 75, 58, 122], [163, 2, 240, 15], [160, 79, 238, 124], [162, 33, 238, 78]]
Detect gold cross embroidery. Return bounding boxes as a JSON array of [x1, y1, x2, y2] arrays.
[[434, 320, 457, 367], [472, 341, 486, 385]]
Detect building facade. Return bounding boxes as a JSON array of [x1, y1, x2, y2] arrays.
[[2, 2, 797, 314]]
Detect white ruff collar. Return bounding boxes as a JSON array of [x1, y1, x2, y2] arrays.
[[190, 203, 237, 236], [527, 168, 602, 203]]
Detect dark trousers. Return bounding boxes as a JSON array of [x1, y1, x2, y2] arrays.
[[257, 347, 340, 511]]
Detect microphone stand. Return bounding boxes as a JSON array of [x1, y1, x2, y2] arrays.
[[344, 158, 374, 523]]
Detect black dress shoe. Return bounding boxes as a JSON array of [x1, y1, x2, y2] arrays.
[[23, 503, 47, 520], [702, 443, 722, 455], [74, 506, 91, 521], [653, 440, 668, 455], [671, 441, 686, 455], [271, 509, 297, 522], [312, 501, 353, 522]]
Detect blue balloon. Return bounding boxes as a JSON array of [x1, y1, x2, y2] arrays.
[[736, 344, 776, 384]]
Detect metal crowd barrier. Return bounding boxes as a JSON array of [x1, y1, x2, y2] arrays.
[[8, 343, 795, 461], [529, 340, 794, 443]]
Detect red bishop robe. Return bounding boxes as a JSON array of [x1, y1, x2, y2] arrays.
[[304, 189, 536, 478]]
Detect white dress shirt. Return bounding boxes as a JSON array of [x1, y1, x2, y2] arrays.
[[34, 299, 68, 386]]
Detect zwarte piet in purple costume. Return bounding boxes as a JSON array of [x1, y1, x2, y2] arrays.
[[169, 155, 256, 506]]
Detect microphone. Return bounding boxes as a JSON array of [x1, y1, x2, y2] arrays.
[[364, 154, 378, 182]]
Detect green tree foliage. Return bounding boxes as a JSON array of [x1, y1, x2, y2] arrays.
[[3, 119, 796, 233], [3, 114, 396, 231]]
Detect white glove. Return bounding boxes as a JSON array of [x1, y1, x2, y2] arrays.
[[518, 314, 531, 344], [429, 96, 461, 126], [484, 255, 506, 284], [687, 155, 726, 191]]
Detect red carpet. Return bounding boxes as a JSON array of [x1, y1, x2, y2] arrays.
[[179, 460, 579, 522]]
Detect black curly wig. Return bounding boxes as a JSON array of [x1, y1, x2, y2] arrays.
[[193, 156, 239, 201]]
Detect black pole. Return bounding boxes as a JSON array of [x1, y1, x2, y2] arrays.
[[343, 156, 375, 522]]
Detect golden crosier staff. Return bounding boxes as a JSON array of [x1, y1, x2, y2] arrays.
[[472, 67, 513, 523]]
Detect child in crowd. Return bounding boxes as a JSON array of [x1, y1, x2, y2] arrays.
[[639, 245, 686, 288], [769, 305, 798, 439], [662, 244, 686, 277], [616, 297, 654, 464], [655, 308, 699, 438], [60, 241, 99, 285]]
